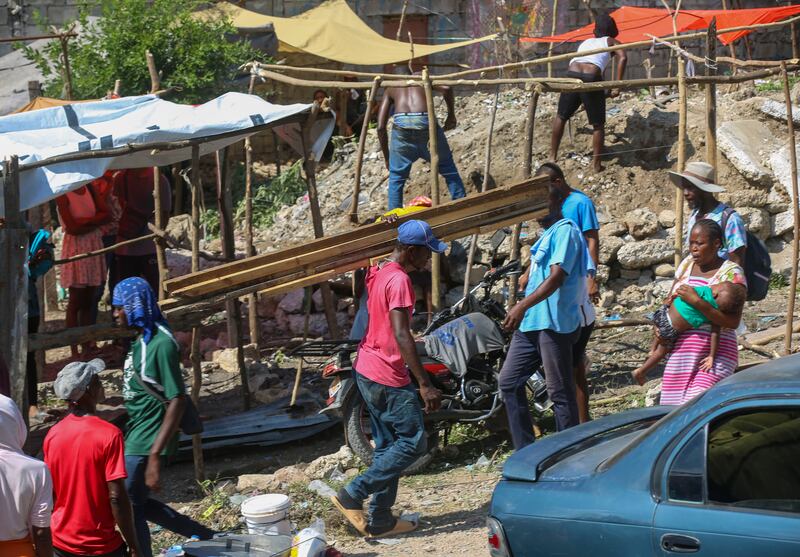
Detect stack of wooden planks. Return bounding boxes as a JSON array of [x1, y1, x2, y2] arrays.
[[161, 175, 549, 317]]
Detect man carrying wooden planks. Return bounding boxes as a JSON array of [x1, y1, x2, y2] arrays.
[[377, 71, 466, 210], [331, 220, 444, 538]]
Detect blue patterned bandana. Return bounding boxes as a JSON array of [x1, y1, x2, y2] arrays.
[[112, 277, 167, 344]]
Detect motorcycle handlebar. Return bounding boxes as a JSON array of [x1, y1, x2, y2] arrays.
[[484, 260, 521, 282]]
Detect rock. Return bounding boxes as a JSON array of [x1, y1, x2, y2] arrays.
[[620, 268, 641, 280], [312, 289, 325, 312], [767, 184, 790, 214], [236, 465, 309, 493], [273, 308, 290, 331], [598, 236, 624, 265], [771, 210, 794, 237], [638, 269, 654, 287], [624, 208, 659, 240], [599, 222, 627, 237], [658, 209, 675, 228], [165, 214, 192, 248], [257, 296, 279, 319], [645, 381, 662, 407], [253, 387, 292, 406], [653, 263, 675, 277], [652, 278, 673, 300], [595, 264, 609, 285], [211, 345, 259, 374], [278, 289, 307, 314], [617, 284, 645, 307], [760, 99, 800, 126], [728, 189, 769, 209], [616, 239, 673, 269], [599, 291, 616, 308], [717, 120, 775, 186], [736, 206, 769, 239], [305, 446, 357, 480], [769, 143, 800, 205], [288, 313, 328, 337], [595, 204, 613, 224]]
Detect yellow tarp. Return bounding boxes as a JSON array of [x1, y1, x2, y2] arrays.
[[196, 0, 495, 66], [13, 97, 92, 113]]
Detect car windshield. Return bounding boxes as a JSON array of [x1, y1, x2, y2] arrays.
[[598, 392, 710, 472]]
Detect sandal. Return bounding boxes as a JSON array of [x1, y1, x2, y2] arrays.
[[330, 495, 368, 537], [366, 518, 417, 539]]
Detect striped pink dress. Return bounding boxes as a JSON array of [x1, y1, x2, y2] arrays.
[[659, 257, 746, 406]]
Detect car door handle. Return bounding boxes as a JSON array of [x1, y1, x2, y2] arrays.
[[661, 534, 701, 553]]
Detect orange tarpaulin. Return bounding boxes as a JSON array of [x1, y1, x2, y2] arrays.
[[521, 5, 800, 46], [12, 97, 93, 113]]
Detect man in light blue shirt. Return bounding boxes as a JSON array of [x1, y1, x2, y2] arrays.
[[500, 186, 589, 450], [535, 163, 599, 424]]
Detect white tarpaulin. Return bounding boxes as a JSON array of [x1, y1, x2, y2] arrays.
[[0, 92, 334, 215]]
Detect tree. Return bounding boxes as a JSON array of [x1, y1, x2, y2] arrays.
[[22, 0, 263, 103]]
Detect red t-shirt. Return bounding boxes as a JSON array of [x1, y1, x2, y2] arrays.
[[354, 261, 415, 387], [43, 414, 127, 555]]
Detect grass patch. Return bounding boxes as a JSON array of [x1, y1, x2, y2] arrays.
[[770, 272, 789, 289]]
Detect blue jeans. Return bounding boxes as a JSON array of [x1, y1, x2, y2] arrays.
[[388, 114, 466, 210], [125, 455, 215, 557], [349, 289, 369, 341], [344, 372, 427, 526], [499, 329, 580, 450]]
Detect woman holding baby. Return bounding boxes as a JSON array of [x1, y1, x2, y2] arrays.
[[652, 219, 747, 405]]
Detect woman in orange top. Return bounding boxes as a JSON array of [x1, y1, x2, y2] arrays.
[[56, 183, 110, 358]]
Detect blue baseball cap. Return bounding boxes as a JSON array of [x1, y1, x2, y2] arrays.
[[397, 220, 447, 253]]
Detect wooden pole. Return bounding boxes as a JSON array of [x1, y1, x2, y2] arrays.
[[706, 17, 718, 179], [396, 0, 409, 41], [675, 57, 687, 267], [188, 145, 205, 481], [547, 0, 559, 78], [216, 149, 251, 410], [152, 168, 168, 300], [508, 86, 539, 309], [146, 50, 161, 94], [422, 68, 442, 312], [408, 31, 415, 74], [302, 103, 342, 339], [59, 35, 73, 100], [245, 75, 260, 350], [272, 131, 281, 177], [349, 76, 381, 224], [793, 23, 800, 61], [113, 79, 121, 96], [463, 86, 499, 297], [782, 61, 800, 355], [172, 164, 183, 216], [0, 156, 29, 413]]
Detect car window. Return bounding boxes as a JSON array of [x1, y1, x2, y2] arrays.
[[707, 408, 800, 514], [667, 427, 706, 503]]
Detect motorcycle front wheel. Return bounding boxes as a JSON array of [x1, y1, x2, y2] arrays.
[[343, 395, 440, 475]]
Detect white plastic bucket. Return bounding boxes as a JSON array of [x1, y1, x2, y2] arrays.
[[241, 494, 292, 536]]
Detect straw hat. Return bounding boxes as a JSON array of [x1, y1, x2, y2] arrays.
[[668, 161, 725, 193]]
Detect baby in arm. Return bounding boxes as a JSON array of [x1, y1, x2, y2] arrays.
[[633, 281, 745, 386]]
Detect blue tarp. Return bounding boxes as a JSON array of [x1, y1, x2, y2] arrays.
[[0, 92, 334, 215]]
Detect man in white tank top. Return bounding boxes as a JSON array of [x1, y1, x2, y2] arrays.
[[549, 14, 627, 172]]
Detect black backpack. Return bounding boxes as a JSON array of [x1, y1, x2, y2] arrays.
[[721, 207, 772, 301]]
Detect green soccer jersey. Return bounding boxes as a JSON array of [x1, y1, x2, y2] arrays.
[[122, 324, 186, 456]]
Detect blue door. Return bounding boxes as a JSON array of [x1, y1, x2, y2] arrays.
[[653, 403, 800, 555]]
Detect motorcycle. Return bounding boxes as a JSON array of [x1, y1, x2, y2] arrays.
[[314, 259, 552, 473]]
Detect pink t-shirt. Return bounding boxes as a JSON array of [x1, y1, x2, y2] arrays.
[[354, 261, 415, 387]]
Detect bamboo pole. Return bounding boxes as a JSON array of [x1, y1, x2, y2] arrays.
[[0, 156, 29, 414], [408, 31, 415, 74], [547, 0, 559, 78], [706, 18, 718, 179], [302, 102, 342, 339], [59, 34, 73, 100], [216, 149, 251, 410], [188, 145, 205, 481], [793, 23, 800, 61], [245, 74, 260, 350], [422, 68, 442, 312], [463, 86, 499, 297], [508, 86, 539, 309], [146, 50, 161, 93], [272, 131, 281, 177], [152, 168, 168, 300], [349, 76, 381, 224], [113, 79, 121, 96], [675, 57, 687, 267], [396, 0, 409, 41], [245, 62, 420, 81], [782, 61, 800, 355], [0, 31, 77, 43]]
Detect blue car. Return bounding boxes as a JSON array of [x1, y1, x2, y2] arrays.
[[488, 355, 800, 556]]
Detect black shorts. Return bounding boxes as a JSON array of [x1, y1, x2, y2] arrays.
[[572, 321, 595, 363], [652, 305, 679, 348], [557, 71, 606, 126]]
